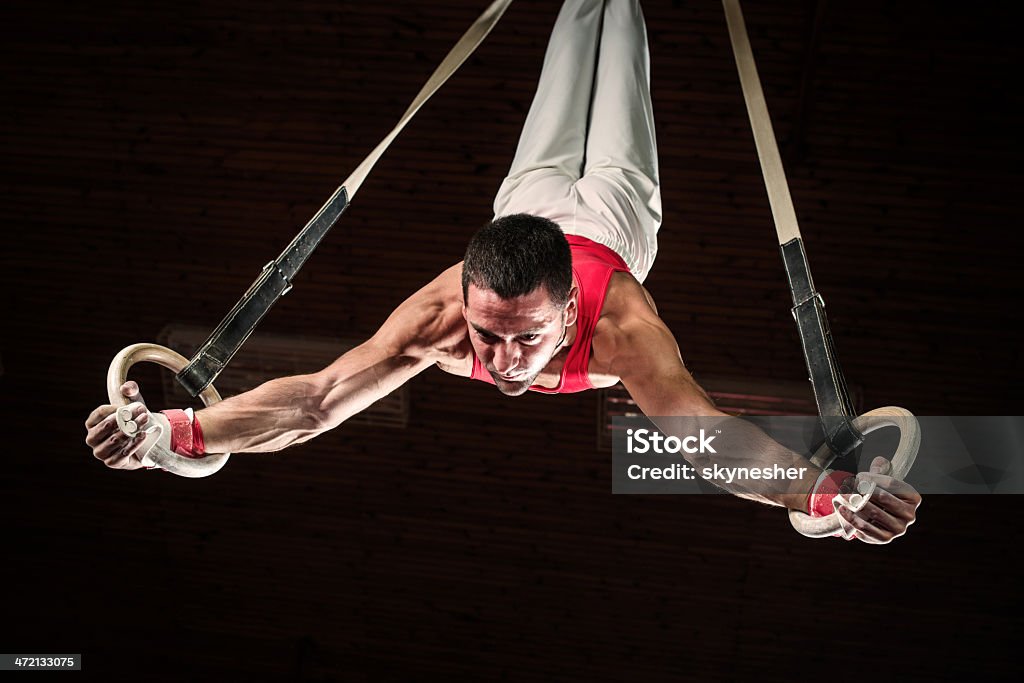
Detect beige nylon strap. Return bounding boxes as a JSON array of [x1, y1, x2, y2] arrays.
[[722, 0, 802, 246], [342, 0, 515, 199]]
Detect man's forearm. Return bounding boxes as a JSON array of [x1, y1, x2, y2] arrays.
[[195, 373, 327, 454], [649, 413, 823, 510], [707, 416, 822, 510], [190, 337, 431, 455]]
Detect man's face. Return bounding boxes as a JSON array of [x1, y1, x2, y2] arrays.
[[463, 283, 578, 396]]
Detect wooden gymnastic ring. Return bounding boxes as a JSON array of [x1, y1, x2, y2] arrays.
[[789, 406, 920, 538], [107, 343, 230, 478]]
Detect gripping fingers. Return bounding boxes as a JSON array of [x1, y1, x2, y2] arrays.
[[95, 430, 137, 462], [85, 411, 119, 448], [87, 403, 148, 438], [114, 402, 150, 437], [837, 506, 887, 543], [865, 485, 919, 524], [119, 432, 152, 465], [90, 405, 147, 440], [88, 402, 150, 468], [850, 499, 903, 535], [97, 432, 149, 468], [858, 471, 923, 507], [838, 504, 902, 544], [85, 404, 115, 430]]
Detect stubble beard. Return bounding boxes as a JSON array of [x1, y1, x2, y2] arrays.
[[490, 371, 540, 396]]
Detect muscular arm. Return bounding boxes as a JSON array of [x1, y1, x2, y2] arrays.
[[601, 285, 820, 510], [197, 265, 464, 454], [597, 279, 920, 542]]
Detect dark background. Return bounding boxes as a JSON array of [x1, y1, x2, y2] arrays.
[[2, 0, 1021, 680]]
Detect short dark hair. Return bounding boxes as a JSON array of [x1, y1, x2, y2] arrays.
[[462, 214, 573, 307]]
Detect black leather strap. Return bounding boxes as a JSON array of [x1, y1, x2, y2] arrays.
[[781, 237, 864, 459], [175, 186, 349, 397]]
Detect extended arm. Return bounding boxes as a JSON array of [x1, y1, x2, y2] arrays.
[[604, 290, 920, 542], [197, 267, 463, 454], [610, 310, 820, 510], [196, 335, 434, 455], [87, 265, 465, 463]]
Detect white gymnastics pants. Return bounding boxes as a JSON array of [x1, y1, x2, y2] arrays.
[[493, 0, 662, 282]]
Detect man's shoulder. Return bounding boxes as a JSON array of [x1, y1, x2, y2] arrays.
[[377, 262, 469, 362], [591, 272, 666, 374], [598, 271, 661, 328]]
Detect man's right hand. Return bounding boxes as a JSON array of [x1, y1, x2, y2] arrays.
[[84, 381, 152, 470]]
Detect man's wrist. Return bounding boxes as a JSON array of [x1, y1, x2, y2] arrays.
[[160, 409, 207, 458], [807, 469, 854, 517]]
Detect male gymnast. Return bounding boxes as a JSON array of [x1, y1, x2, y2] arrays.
[[85, 0, 921, 543]]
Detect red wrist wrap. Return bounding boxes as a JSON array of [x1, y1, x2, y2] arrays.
[[808, 470, 854, 518], [192, 416, 205, 457], [160, 409, 207, 459]]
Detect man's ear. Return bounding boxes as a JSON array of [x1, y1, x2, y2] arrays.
[[564, 286, 580, 327]]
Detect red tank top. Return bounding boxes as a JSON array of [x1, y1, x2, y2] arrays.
[[469, 235, 630, 394]]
